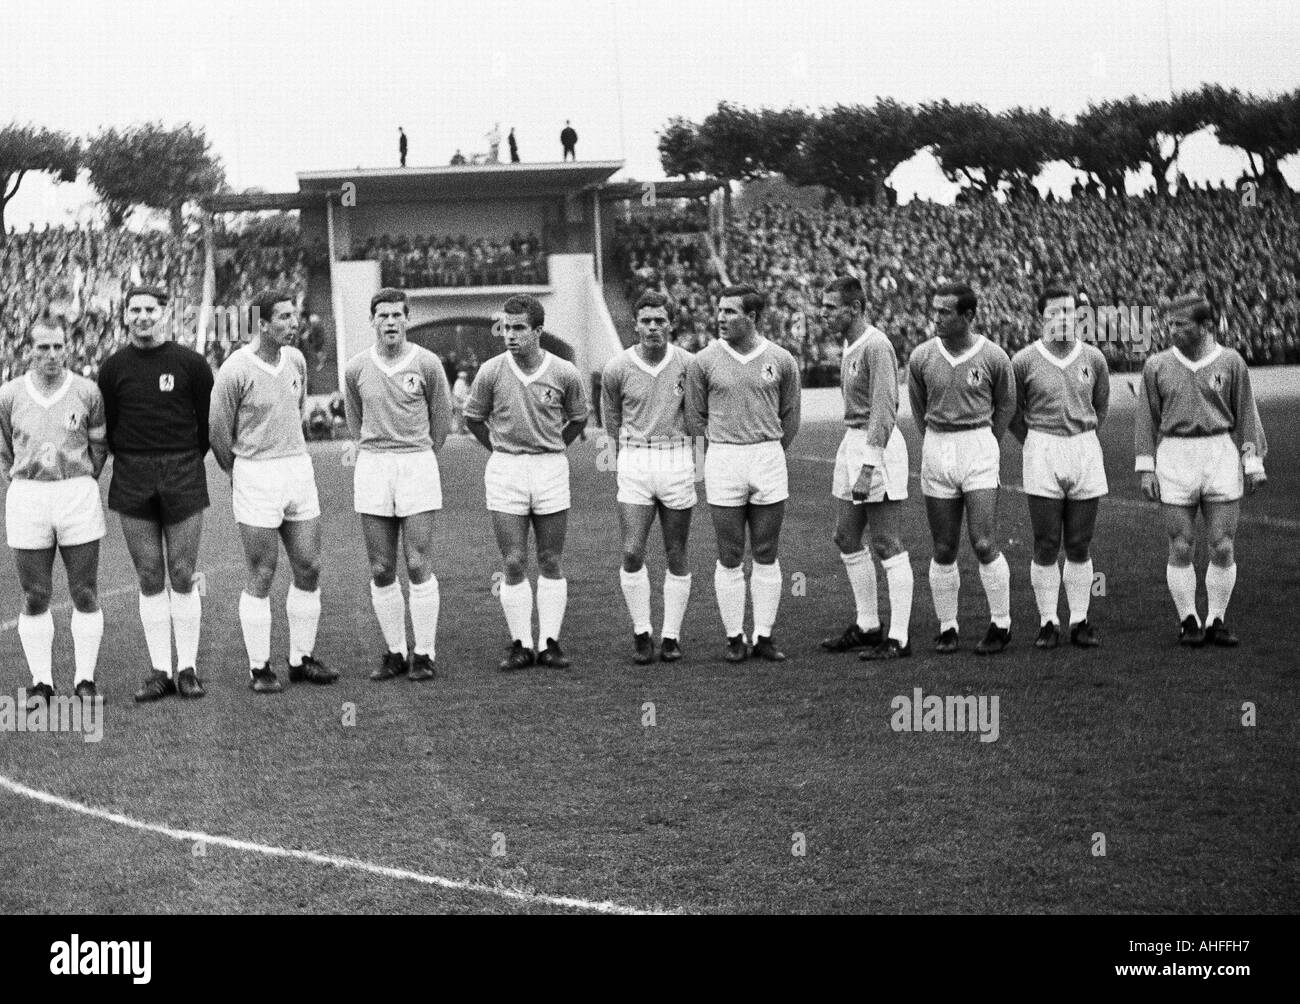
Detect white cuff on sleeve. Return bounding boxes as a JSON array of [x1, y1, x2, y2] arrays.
[[1135, 454, 1155, 473], [1243, 454, 1265, 477]]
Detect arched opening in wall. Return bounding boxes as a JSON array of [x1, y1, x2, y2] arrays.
[[407, 315, 575, 381]]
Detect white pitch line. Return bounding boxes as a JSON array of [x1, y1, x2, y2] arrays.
[[788, 455, 1300, 532], [0, 773, 665, 915]]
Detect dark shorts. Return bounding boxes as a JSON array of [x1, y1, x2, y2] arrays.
[[108, 451, 209, 524]]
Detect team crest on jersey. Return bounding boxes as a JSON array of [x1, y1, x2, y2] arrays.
[[761, 362, 777, 383], [64, 410, 81, 431], [290, 377, 300, 394], [673, 376, 685, 396], [966, 368, 982, 386], [541, 387, 557, 405], [1078, 365, 1091, 384], [1211, 372, 1225, 390], [158, 373, 174, 392], [402, 373, 422, 394], [848, 358, 860, 377]]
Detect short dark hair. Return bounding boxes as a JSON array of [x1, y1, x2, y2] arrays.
[[934, 282, 977, 316], [370, 288, 409, 316], [634, 289, 675, 319], [502, 294, 544, 329], [824, 276, 866, 311], [124, 285, 168, 308], [1167, 292, 1213, 325], [253, 288, 297, 324], [719, 283, 764, 320], [1035, 284, 1075, 314]]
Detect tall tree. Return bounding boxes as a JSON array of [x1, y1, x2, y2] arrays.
[[1069, 101, 1147, 198], [84, 122, 225, 239], [696, 101, 767, 180], [920, 103, 1065, 197], [0, 124, 80, 243], [1201, 85, 1300, 191], [797, 100, 922, 205], [658, 117, 706, 178]]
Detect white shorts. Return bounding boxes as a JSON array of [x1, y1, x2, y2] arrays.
[[5, 476, 106, 550], [832, 426, 909, 504], [1156, 434, 1242, 506], [353, 449, 443, 517], [485, 451, 570, 515], [920, 427, 1001, 499], [617, 445, 697, 509], [233, 454, 321, 528], [1021, 429, 1108, 500], [704, 441, 788, 507]]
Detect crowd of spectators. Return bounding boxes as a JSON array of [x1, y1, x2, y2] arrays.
[[347, 232, 546, 288], [1, 219, 327, 381], [617, 185, 1300, 381], [614, 217, 722, 350]]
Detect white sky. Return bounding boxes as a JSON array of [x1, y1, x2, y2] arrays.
[[4, 0, 1298, 228]]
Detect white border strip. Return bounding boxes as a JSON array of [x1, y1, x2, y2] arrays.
[[0, 774, 665, 915]]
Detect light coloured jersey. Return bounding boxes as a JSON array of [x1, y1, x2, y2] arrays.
[[1010, 340, 1110, 439], [463, 350, 589, 454], [841, 325, 900, 466], [1134, 344, 1267, 474], [907, 335, 1015, 437], [344, 344, 453, 453], [209, 343, 309, 471], [0, 372, 108, 481], [684, 337, 801, 446], [601, 344, 694, 449]]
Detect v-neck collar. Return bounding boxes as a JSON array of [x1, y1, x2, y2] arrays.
[[1034, 338, 1083, 369], [507, 349, 551, 385], [718, 337, 767, 365], [248, 342, 286, 376], [371, 344, 417, 376], [934, 334, 985, 367], [629, 345, 674, 377], [26, 372, 72, 408], [1172, 344, 1222, 372]]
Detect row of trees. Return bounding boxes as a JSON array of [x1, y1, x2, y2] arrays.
[[0, 121, 224, 243], [658, 87, 1300, 204]]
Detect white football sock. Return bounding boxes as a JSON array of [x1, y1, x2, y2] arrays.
[[408, 576, 440, 658], [18, 610, 55, 687], [882, 551, 914, 645], [714, 561, 746, 639], [536, 576, 567, 645], [979, 553, 1012, 630], [1166, 563, 1198, 623], [71, 608, 104, 685], [285, 585, 321, 665], [370, 580, 408, 655], [620, 566, 652, 635], [498, 579, 534, 648], [138, 590, 173, 675], [750, 559, 782, 639], [928, 560, 960, 633], [841, 549, 880, 633], [662, 571, 692, 641], [1030, 560, 1061, 626], [1062, 559, 1093, 626], [1205, 563, 1237, 624], [169, 587, 202, 670], [238, 591, 272, 669]]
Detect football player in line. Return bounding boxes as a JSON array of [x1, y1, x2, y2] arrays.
[[98, 286, 213, 701], [684, 283, 801, 663], [601, 290, 696, 664], [344, 289, 453, 682], [465, 295, 589, 671], [1009, 285, 1110, 649], [209, 289, 338, 693], [1135, 293, 1267, 646], [907, 282, 1016, 655], [817, 277, 915, 660], [0, 322, 109, 703]]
